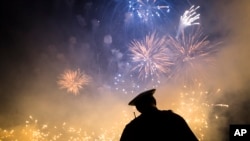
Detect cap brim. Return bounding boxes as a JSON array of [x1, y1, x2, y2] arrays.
[[128, 89, 156, 106]]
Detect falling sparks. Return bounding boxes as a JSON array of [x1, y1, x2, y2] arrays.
[[113, 72, 141, 94], [57, 69, 91, 95], [171, 82, 228, 141], [0, 113, 131, 141]]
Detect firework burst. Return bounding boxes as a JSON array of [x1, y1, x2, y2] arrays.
[[57, 69, 91, 95], [127, 0, 170, 23], [176, 5, 200, 39], [129, 32, 173, 81], [167, 26, 220, 85]]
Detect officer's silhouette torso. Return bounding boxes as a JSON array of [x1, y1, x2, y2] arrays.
[[120, 109, 198, 141]]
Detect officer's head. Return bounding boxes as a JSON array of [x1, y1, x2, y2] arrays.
[[128, 89, 157, 113]]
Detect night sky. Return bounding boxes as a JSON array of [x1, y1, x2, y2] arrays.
[[0, 0, 250, 140]]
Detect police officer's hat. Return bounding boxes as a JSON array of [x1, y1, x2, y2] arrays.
[[128, 89, 156, 106]]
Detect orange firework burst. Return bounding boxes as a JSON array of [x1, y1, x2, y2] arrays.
[[129, 32, 173, 80], [57, 69, 91, 95]]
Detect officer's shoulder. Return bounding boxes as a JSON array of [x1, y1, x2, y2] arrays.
[[160, 109, 175, 114], [160, 110, 184, 119], [126, 115, 142, 126]]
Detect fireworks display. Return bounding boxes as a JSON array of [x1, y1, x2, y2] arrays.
[[1, 0, 246, 141], [57, 69, 91, 95]]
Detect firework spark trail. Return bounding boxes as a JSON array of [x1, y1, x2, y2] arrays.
[[128, 0, 170, 23], [166, 26, 220, 85], [113, 72, 141, 94], [129, 32, 173, 81], [176, 5, 200, 39], [0, 112, 131, 141], [171, 82, 228, 141], [57, 69, 91, 95], [111, 61, 160, 95]]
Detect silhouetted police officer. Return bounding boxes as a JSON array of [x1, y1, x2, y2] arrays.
[[120, 89, 198, 141]]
